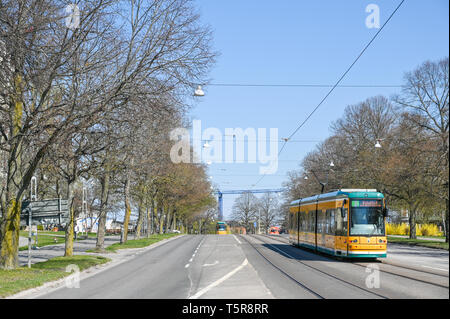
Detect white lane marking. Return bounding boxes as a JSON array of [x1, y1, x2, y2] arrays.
[[422, 265, 449, 272], [189, 258, 248, 299], [232, 235, 242, 244], [187, 237, 205, 266], [203, 260, 219, 267]]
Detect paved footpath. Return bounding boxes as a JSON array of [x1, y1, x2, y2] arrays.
[[388, 235, 446, 242], [18, 235, 122, 267]]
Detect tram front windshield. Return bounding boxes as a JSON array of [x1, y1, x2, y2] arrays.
[[217, 224, 226, 231], [350, 200, 385, 236]]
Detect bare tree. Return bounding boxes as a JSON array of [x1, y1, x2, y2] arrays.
[[257, 193, 281, 234], [231, 192, 258, 233], [0, 0, 216, 269], [393, 57, 449, 242]]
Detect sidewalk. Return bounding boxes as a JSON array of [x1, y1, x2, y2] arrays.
[[18, 235, 121, 267], [388, 235, 445, 242]]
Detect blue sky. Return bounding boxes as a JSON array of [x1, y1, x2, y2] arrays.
[[188, 0, 449, 219]]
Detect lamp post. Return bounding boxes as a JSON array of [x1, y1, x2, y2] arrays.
[[304, 161, 335, 194], [194, 85, 205, 97], [82, 186, 88, 238]]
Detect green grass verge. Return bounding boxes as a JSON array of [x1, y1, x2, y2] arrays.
[[38, 231, 99, 238], [0, 255, 110, 298], [18, 231, 94, 251], [104, 233, 180, 252], [387, 236, 449, 250]]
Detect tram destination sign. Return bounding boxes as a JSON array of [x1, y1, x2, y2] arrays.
[[351, 200, 382, 207]]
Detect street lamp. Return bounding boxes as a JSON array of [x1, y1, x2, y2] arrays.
[[194, 85, 205, 97]]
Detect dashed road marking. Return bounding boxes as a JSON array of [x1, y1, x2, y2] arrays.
[[203, 261, 219, 267]]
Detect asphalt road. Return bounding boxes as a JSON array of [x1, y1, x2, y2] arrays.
[[37, 234, 448, 299]]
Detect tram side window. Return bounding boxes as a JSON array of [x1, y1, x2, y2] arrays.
[[299, 211, 304, 232], [330, 209, 335, 234], [298, 212, 302, 232], [317, 211, 321, 232], [325, 209, 331, 234], [320, 210, 326, 233], [302, 211, 307, 232], [336, 208, 343, 236], [336, 207, 348, 236], [306, 212, 310, 232], [343, 208, 348, 235], [294, 212, 298, 232], [288, 212, 292, 232], [309, 211, 315, 232]]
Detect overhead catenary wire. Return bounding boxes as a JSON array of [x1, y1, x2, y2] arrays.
[[249, 0, 406, 190], [207, 83, 402, 88]]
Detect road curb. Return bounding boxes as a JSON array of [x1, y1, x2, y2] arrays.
[[380, 258, 449, 277], [6, 234, 185, 299]]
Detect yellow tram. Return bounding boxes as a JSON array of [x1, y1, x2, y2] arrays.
[[288, 189, 388, 258], [216, 221, 230, 235]]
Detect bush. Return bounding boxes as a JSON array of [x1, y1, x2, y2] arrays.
[[386, 223, 409, 235], [386, 223, 443, 237], [417, 224, 442, 237]]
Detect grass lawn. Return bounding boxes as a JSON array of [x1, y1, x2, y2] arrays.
[[104, 233, 180, 252], [18, 231, 94, 250], [40, 231, 98, 237], [0, 255, 110, 298], [387, 236, 449, 250]]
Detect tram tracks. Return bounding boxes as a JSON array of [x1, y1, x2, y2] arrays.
[[258, 234, 449, 290], [239, 234, 324, 299], [240, 234, 389, 299]]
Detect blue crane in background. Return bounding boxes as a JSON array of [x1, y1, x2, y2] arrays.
[[214, 188, 285, 220]]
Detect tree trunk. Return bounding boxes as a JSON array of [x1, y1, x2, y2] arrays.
[[445, 199, 449, 243], [0, 74, 24, 269], [136, 199, 144, 239], [64, 181, 76, 256], [172, 213, 177, 231], [164, 206, 171, 233], [121, 171, 131, 244], [146, 207, 151, 237], [96, 170, 110, 251], [159, 206, 164, 234], [409, 203, 417, 239], [0, 199, 21, 269]]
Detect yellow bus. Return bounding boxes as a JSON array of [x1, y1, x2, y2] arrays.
[[289, 189, 387, 258]]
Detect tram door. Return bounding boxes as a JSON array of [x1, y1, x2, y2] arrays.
[[335, 205, 348, 256]]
